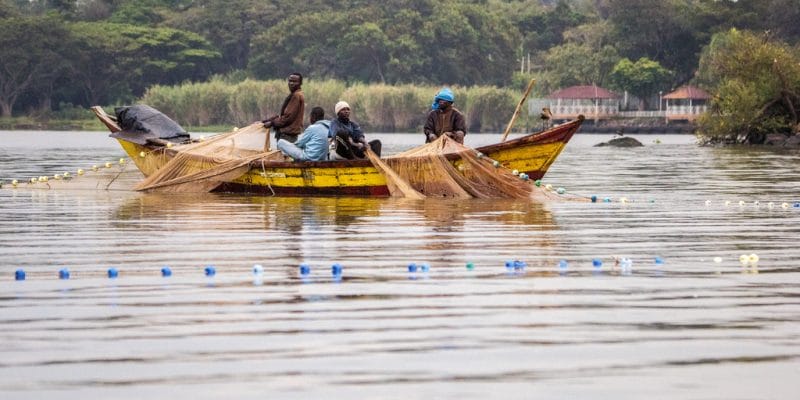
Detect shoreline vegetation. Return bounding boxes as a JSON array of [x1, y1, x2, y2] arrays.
[[3, 29, 797, 143], [695, 30, 800, 147], [2, 79, 528, 133], [2, 78, 694, 134], [3, 2, 799, 144]]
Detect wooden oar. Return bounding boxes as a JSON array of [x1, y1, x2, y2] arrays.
[[365, 148, 425, 199], [500, 78, 536, 142]]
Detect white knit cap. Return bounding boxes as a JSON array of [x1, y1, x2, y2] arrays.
[[334, 101, 350, 115]]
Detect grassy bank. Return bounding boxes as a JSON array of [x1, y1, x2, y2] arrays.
[[142, 78, 529, 133], [0, 116, 102, 131], [4, 79, 535, 133]]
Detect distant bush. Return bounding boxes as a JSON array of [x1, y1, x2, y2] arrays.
[[52, 103, 94, 120]]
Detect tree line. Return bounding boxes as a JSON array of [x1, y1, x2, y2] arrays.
[[1, 0, 799, 120]]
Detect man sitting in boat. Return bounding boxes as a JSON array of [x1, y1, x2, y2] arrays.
[[329, 101, 382, 160], [276, 106, 330, 161], [424, 88, 466, 144]]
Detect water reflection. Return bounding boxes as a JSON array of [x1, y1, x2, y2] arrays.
[[421, 198, 554, 229], [112, 194, 556, 233], [253, 196, 385, 232]]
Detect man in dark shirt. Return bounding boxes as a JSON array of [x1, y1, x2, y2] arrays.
[[424, 87, 466, 144], [329, 101, 381, 159], [262, 73, 305, 149]]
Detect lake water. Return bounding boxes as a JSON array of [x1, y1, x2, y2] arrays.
[[1, 130, 799, 399]]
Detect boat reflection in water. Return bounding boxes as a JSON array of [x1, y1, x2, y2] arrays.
[[113, 194, 555, 232], [110, 193, 561, 279]]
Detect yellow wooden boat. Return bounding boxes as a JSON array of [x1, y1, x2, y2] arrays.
[[92, 106, 583, 196]]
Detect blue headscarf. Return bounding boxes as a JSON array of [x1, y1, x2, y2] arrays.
[[431, 87, 455, 110]]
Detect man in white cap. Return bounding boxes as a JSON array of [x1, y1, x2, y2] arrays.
[[328, 101, 381, 160]]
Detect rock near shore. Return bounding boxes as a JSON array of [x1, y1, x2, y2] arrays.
[[594, 136, 644, 147]]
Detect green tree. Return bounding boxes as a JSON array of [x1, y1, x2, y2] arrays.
[[66, 22, 221, 106], [537, 21, 620, 93], [696, 29, 800, 144], [9, 0, 75, 16], [169, 0, 277, 72], [109, 0, 164, 25], [761, 0, 800, 43], [510, 0, 587, 55], [133, 25, 222, 90], [607, 0, 699, 84], [66, 22, 139, 105], [608, 57, 672, 110], [0, 0, 19, 18], [339, 22, 392, 83], [0, 16, 68, 116], [413, 2, 518, 85], [714, 0, 800, 44], [248, 12, 348, 81], [249, 0, 517, 86]]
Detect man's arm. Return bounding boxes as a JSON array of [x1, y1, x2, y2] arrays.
[[346, 136, 363, 149], [327, 119, 338, 138], [294, 126, 312, 149], [453, 110, 467, 136], [352, 121, 366, 144], [423, 111, 437, 142]]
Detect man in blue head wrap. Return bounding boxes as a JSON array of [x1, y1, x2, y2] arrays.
[[424, 87, 466, 144]]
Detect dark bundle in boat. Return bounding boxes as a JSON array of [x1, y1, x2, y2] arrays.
[[112, 105, 190, 145]]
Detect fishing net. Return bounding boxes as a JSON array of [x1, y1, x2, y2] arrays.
[[135, 122, 283, 193], [365, 148, 425, 199], [383, 136, 534, 199], [132, 121, 535, 199]]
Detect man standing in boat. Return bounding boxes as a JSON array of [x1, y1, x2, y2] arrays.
[[424, 87, 466, 144], [262, 73, 305, 149]]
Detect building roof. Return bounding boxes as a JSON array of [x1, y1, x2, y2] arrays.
[[547, 85, 620, 99], [662, 85, 711, 100]]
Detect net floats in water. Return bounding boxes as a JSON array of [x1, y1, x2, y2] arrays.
[[8, 255, 780, 283]]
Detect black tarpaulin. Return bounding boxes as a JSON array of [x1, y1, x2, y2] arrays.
[[112, 105, 189, 145]]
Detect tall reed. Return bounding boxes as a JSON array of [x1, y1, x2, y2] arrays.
[[460, 86, 519, 132], [143, 78, 233, 126], [140, 79, 530, 132], [303, 79, 347, 121], [339, 84, 430, 132]]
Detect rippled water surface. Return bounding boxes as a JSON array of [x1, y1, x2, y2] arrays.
[[1, 130, 800, 399]]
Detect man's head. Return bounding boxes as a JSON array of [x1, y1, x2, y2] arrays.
[[335, 101, 350, 119], [433, 88, 454, 110], [288, 73, 302, 92], [309, 106, 324, 123]]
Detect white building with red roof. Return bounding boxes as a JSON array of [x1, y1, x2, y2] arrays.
[[662, 85, 710, 122]]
